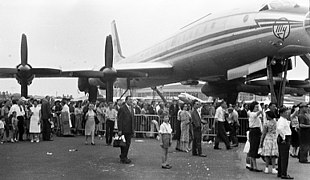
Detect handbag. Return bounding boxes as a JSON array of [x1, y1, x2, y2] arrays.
[[113, 135, 126, 147]]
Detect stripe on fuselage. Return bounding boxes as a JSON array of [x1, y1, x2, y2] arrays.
[[138, 24, 302, 63]]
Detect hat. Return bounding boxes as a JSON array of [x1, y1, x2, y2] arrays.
[[20, 97, 28, 101], [227, 107, 234, 111]]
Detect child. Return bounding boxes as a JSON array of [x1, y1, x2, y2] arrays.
[[11, 111, 19, 142], [159, 112, 172, 169], [0, 116, 5, 144], [259, 116, 278, 174]]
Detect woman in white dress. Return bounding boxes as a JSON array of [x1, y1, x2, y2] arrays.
[[29, 99, 41, 143], [85, 103, 97, 145]]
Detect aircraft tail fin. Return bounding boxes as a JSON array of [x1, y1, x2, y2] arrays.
[[111, 20, 125, 63]]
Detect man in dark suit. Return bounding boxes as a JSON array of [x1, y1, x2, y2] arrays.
[[41, 96, 52, 141], [117, 96, 135, 164], [191, 100, 207, 157], [133, 101, 141, 114]]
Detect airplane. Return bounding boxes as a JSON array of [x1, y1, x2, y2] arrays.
[[65, 0, 310, 104], [178, 92, 208, 104], [1, 0, 310, 105]]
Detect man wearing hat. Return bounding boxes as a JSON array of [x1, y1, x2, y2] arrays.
[[297, 103, 310, 163]]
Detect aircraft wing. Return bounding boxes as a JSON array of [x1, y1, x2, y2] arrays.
[[58, 62, 173, 78], [115, 62, 173, 77]]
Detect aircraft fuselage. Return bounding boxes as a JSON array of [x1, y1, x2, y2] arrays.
[[115, 5, 309, 89]]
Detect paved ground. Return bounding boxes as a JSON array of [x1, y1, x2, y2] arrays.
[[0, 136, 309, 180]]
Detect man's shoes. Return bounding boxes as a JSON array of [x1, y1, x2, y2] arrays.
[[175, 148, 182, 151], [231, 144, 238, 147], [192, 154, 198, 156], [249, 168, 262, 172], [226, 147, 232, 150], [162, 164, 172, 169], [299, 161, 310, 164], [281, 175, 294, 179], [199, 154, 207, 157], [120, 158, 131, 164], [214, 147, 222, 150]]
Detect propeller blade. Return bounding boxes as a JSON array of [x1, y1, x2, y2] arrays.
[[0, 68, 18, 74], [31, 68, 61, 75], [21, 34, 28, 66], [105, 35, 113, 68]]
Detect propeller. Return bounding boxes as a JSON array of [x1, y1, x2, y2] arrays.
[[0, 34, 62, 98], [105, 35, 114, 103], [86, 35, 115, 103]]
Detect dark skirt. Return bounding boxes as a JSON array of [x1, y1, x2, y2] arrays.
[[290, 126, 299, 147], [249, 127, 261, 158]]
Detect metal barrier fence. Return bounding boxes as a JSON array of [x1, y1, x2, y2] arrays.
[[71, 114, 249, 138], [133, 115, 248, 138], [134, 114, 161, 138], [200, 117, 248, 138]]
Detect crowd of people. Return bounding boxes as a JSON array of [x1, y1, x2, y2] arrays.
[[242, 101, 310, 179], [1, 95, 309, 175]]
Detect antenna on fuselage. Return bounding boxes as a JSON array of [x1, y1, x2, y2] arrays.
[[180, 13, 212, 30]]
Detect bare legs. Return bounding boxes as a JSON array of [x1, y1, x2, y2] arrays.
[[161, 148, 168, 166]]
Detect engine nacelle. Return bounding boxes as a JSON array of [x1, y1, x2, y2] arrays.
[[78, 78, 90, 92]]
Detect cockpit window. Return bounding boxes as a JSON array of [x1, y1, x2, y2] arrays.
[[259, 0, 299, 11], [259, 5, 270, 11]]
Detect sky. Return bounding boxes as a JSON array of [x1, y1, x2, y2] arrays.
[[0, 0, 308, 97]]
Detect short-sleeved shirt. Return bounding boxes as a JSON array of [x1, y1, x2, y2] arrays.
[[159, 122, 172, 134], [215, 106, 225, 122], [105, 108, 118, 121], [248, 111, 262, 128], [277, 116, 292, 140]]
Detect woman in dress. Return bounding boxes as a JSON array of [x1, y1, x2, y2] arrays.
[[247, 101, 263, 172], [84, 103, 97, 145], [96, 102, 105, 139], [74, 102, 83, 135], [179, 103, 191, 152], [29, 99, 41, 143], [259, 114, 278, 174], [290, 106, 300, 158]]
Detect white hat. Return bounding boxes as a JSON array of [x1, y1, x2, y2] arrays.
[[20, 97, 28, 101]]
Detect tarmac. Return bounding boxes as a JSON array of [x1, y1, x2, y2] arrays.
[[0, 136, 309, 180]]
